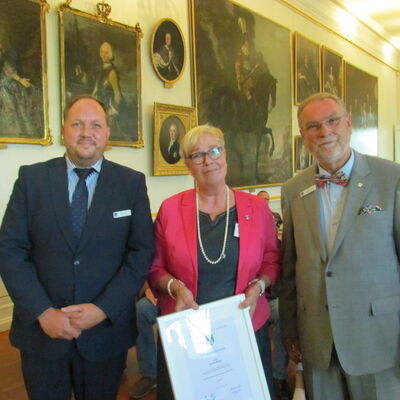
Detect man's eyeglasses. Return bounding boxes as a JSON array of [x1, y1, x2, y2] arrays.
[[187, 146, 224, 164], [303, 114, 347, 133]]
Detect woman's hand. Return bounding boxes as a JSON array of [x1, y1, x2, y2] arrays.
[[173, 283, 199, 312], [239, 283, 262, 318]]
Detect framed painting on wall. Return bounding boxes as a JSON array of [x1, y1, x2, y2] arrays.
[[190, 0, 293, 188], [0, 0, 51, 145], [345, 62, 378, 156], [58, 2, 143, 147], [294, 135, 311, 172], [322, 46, 343, 98], [151, 18, 186, 88], [295, 32, 321, 105], [153, 102, 196, 176]]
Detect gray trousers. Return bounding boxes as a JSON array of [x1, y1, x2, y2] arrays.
[[304, 349, 400, 400]]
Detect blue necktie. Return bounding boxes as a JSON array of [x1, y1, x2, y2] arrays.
[[70, 168, 95, 239]]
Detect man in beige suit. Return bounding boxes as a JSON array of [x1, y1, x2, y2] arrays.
[[280, 92, 400, 399]]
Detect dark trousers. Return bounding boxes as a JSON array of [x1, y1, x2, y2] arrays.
[[21, 343, 127, 400], [156, 321, 274, 400]]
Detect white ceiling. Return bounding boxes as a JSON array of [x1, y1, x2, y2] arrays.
[[334, 0, 400, 49]]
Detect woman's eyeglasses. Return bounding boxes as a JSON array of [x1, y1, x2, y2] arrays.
[[187, 146, 224, 164]]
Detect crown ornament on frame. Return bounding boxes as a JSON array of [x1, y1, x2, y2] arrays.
[[63, 0, 112, 20]]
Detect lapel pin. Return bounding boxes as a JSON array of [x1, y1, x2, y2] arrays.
[[244, 215, 250, 220]]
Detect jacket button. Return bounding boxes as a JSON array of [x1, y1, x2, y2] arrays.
[[326, 271, 333, 277], [73, 260, 80, 266]]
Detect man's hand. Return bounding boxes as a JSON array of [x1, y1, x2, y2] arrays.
[[38, 307, 81, 340], [283, 337, 302, 363], [61, 303, 107, 331]]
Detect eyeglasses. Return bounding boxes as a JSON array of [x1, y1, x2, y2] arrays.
[[187, 146, 224, 164], [303, 114, 347, 133]]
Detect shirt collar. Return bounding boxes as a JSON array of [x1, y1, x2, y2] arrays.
[[318, 150, 354, 178], [65, 155, 103, 174]]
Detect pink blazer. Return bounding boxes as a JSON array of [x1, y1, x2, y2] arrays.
[[149, 188, 281, 331]]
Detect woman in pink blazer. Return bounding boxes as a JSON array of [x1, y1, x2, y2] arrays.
[[149, 124, 281, 399]]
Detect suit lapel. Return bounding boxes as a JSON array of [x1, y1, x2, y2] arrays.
[[78, 159, 115, 250], [300, 166, 328, 262], [181, 190, 198, 279], [330, 152, 371, 259], [49, 158, 76, 252], [235, 190, 253, 285]]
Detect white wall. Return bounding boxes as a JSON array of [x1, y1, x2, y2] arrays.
[[0, 0, 399, 330]]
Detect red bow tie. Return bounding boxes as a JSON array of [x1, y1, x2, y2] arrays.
[[315, 171, 348, 188]]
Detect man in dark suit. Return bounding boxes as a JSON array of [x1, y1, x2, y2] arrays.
[[165, 122, 181, 164], [0, 95, 154, 400], [280, 92, 400, 399]]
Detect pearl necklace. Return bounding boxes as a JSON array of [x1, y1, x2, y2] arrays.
[[196, 185, 230, 264]]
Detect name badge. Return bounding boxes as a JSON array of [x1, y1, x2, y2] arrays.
[[113, 209, 132, 218], [300, 185, 316, 198], [234, 222, 240, 237]]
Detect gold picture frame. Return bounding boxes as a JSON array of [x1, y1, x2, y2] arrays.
[[322, 46, 343, 99], [153, 103, 196, 176], [151, 18, 186, 88], [294, 32, 321, 105], [0, 0, 51, 146], [58, 1, 143, 147]]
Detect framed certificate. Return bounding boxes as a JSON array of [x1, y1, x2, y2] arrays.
[[157, 294, 271, 400]]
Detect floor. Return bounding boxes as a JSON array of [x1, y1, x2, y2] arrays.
[[0, 331, 155, 400], [0, 328, 294, 400]]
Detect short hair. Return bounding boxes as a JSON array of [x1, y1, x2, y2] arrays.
[[257, 190, 269, 197], [180, 124, 225, 159], [63, 94, 109, 126], [297, 92, 347, 127]]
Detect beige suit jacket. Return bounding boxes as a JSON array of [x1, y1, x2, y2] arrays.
[[280, 151, 400, 376]]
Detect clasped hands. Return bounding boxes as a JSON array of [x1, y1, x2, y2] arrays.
[[37, 303, 106, 341]]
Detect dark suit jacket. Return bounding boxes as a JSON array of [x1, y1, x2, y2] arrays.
[[0, 157, 154, 361]]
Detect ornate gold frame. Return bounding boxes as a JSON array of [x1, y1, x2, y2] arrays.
[[151, 18, 186, 88], [0, 0, 51, 146], [294, 32, 321, 105], [58, 1, 143, 147], [153, 102, 196, 176], [321, 46, 343, 99]]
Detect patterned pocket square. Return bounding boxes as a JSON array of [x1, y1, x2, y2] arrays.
[[358, 204, 383, 215]]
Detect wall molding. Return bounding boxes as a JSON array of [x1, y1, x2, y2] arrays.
[[0, 296, 13, 332]]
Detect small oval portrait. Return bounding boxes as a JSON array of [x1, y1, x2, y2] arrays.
[[151, 18, 185, 84], [159, 116, 185, 165]]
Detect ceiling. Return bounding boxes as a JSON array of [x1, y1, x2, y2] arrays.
[[334, 0, 400, 50]]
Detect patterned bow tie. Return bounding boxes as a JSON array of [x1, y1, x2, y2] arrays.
[[315, 171, 348, 187]]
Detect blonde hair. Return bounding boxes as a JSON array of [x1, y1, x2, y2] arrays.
[[297, 92, 347, 127], [180, 124, 225, 159]]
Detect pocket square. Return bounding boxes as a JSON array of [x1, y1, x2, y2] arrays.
[[358, 204, 383, 215]]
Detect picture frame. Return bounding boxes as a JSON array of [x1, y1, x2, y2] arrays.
[[322, 46, 343, 98], [344, 62, 378, 156], [157, 294, 271, 400], [151, 18, 186, 87], [190, 0, 293, 188], [58, 2, 143, 147], [153, 102, 196, 176], [295, 32, 321, 105], [294, 135, 311, 172], [0, 0, 51, 145]]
